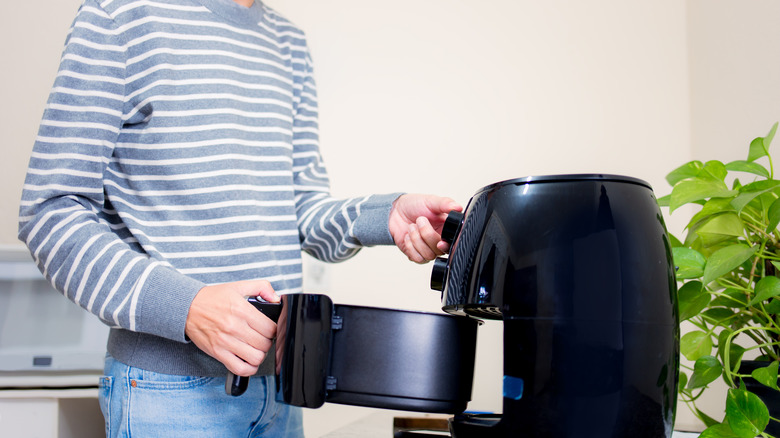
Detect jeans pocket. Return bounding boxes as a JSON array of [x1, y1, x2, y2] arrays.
[[98, 375, 113, 438], [126, 370, 238, 436], [132, 368, 215, 391]]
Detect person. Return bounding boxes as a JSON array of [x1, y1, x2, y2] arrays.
[[18, 0, 460, 436]]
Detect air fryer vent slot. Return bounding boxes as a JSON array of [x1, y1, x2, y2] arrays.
[[464, 306, 502, 319]]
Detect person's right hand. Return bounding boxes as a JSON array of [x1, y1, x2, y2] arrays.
[[184, 280, 280, 376]]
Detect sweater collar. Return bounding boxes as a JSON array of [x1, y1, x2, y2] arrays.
[[194, 0, 264, 28]]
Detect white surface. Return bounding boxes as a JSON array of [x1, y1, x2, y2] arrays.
[[314, 410, 703, 437], [320, 413, 391, 438], [0, 372, 102, 389], [0, 388, 103, 438], [0, 388, 98, 400], [0, 245, 109, 374]]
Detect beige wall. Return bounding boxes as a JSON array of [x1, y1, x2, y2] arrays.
[[264, 0, 692, 434], [688, 0, 780, 160], [1, 0, 692, 245], [2, 0, 84, 244], [7, 0, 776, 436], [676, 0, 780, 432]]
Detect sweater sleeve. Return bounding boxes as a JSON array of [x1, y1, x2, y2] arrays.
[[17, 0, 203, 343], [289, 44, 400, 263]]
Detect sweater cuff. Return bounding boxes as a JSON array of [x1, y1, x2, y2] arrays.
[[352, 193, 403, 246], [135, 264, 205, 343]]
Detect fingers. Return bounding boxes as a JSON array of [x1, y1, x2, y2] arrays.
[[200, 317, 276, 377], [227, 297, 277, 375], [235, 279, 280, 342], [391, 194, 463, 263], [410, 194, 461, 216], [185, 282, 279, 376], [233, 279, 280, 303], [241, 305, 277, 343], [432, 196, 463, 216], [404, 216, 446, 263], [217, 335, 273, 376]]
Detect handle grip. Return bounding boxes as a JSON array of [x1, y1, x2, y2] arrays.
[[225, 298, 283, 396]]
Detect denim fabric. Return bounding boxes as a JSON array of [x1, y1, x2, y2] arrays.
[[99, 355, 304, 437]]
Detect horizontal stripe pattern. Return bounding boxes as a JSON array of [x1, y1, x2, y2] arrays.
[[18, 0, 387, 360]]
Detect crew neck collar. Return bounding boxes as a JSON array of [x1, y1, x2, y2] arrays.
[[194, 0, 264, 28]]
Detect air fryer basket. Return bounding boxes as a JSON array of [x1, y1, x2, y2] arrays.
[[274, 293, 480, 414]]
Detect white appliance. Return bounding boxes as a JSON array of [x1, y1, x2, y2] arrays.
[[0, 245, 108, 387]]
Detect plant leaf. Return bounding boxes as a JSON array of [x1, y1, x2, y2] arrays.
[[766, 121, 778, 148], [724, 387, 769, 438], [748, 276, 780, 306], [695, 213, 744, 247], [689, 198, 736, 228], [725, 160, 771, 178], [747, 122, 778, 162], [687, 355, 723, 389], [702, 307, 735, 324], [669, 178, 737, 213], [747, 137, 768, 161], [703, 244, 757, 285], [749, 137, 770, 163], [698, 408, 724, 428], [666, 160, 704, 186], [700, 422, 740, 438], [730, 180, 780, 212], [672, 247, 706, 279], [767, 197, 780, 232], [700, 160, 729, 181], [766, 122, 779, 149], [681, 330, 713, 361], [750, 362, 780, 391], [765, 298, 780, 314], [678, 281, 710, 321]]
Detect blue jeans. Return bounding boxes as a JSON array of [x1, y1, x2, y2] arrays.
[[99, 355, 304, 437]]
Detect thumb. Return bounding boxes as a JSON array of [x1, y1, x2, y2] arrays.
[[235, 280, 280, 303]]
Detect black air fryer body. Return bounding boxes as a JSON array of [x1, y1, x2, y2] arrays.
[[431, 175, 679, 437]]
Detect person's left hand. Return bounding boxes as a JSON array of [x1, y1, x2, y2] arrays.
[[389, 194, 462, 264]]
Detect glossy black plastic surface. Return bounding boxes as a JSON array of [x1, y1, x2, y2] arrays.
[[275, 294, 334, 408], [436, 174, 679, 437], [441, 210, 465, 245], [273, 294, 479, 413], [327, 305, 478, 413]]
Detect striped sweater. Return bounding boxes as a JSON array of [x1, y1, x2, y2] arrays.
[[18, 0, 397, 376]]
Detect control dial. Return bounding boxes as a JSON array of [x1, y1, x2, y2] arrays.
[[430, 257, 449, 291], [431, 210, 465, 292], [441, 210, 465, 246]]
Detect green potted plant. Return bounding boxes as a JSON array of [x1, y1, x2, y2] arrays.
[[660, 122, 780, 438]]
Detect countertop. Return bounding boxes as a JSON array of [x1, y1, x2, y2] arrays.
[[319, 412, 702, 437]]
